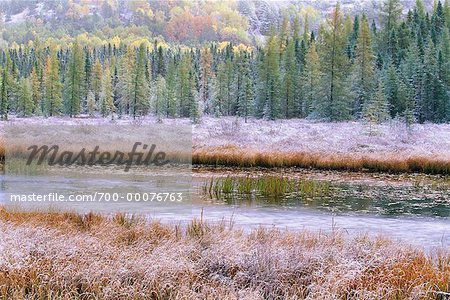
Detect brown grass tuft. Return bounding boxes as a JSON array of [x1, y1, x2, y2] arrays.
[[193, 147, 450, 175]]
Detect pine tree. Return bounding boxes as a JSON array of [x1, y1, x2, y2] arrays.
[[165, 58, 177, 117], [0, 67, 9, 120], [153, 75, 167, 121], [30, 64, 42, 115], [188, 70, 200, 123], [84, 50, 92, 110], [131, 43, 150, 118], [87, 90, 96, 116], [400, 80, 415, 131], [118, 46, 135, 117], [92, 58, 102, 105], [384, 62, 402, 117], [64, 39, 84, 117], [236, 53, 253, 122], [281, 39, 299, 118], [302, 41, 322, 117], [445, 0, 450, 30], [44, 50, 62, 117], [421, 37, 442, 122], [363, 79, 390, 134], [17, 77, 33, 117], [256, 28, 281, 120], [319, 3, 352, 120], [199, 47, 213, 113], [382, 0, 403, 33], [101, 63, 115, 118], [352, 15, 376, 117], [178, 54, 193, 118]]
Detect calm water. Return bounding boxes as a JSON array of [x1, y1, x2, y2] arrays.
[[1, 167, 449, 248]]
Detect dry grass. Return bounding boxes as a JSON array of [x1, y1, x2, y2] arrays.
[[193, 146, 450, 175], [0, 207, 449, 299], [2, 140, 450, 175]]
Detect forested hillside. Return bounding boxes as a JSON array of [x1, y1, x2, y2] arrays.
[[0, 0, 449, 124]]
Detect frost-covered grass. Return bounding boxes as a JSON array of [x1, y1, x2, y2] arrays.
[[0, 207, 449, 299], [2, 116, 450, 173]]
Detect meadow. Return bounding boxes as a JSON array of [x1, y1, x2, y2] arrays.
[[0, 207, 449, 299]]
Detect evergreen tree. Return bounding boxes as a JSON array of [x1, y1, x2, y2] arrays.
[[64, 40, 84, 117], [0, 67, 9, 120], [118, 46, 135, 117], [30, 65, 42, 115], [17, 77, 33, 117], [87, 90, 96, 116], [199, 47, 213, 113], [281, 39, 299, 118], [44, 50, 62, 117], [131, 43, 150, 119], [382, 0, 403, 33], [84, 50, 92, 110], [363, 79, 390, 134], [101, 63, 115, 118], [92, 58, 103, 105], [352, 15, 376, 117], [257, 28, 281, 120], [319, 3, 352, 120], [178, 54, 193, 118], [302, 41, 322, 116], [165, 58, 177, 117], [153, 75, 167, 121], [188, 70, 200, 123], [384, 62, 402, 117], [236, 53, 253, 122]]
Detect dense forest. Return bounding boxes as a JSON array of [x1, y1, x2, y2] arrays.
[[0, 0, 449, 124]]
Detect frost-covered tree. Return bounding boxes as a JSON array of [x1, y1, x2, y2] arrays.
[[17, 78, 33, 117], [363, 79, 390, 133], [319, 3, 352, 120], [352, 15, 376, 118], [101, 64, 115, 118], [257, 28, 281, 120], [64, 39, 84, 117], [302, 41, 322, 117], [152, 75, 167, 121], [44, 50, 62, 117]]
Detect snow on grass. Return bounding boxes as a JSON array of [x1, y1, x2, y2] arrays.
[[0, 208, 449, 299], [2, 115, 449, 158], [193, 117, 450, 158]]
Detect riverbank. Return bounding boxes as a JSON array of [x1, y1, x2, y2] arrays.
[[0, 208, 449, 299], [2, 116, 450, 174]]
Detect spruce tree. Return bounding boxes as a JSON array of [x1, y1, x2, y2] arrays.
[[17, 77, 33, 117], [178, 54, 193, 118], [257, 28, 281, 120], [101, 63, 115, 118], [199, 47, 213, 113], [384, 62, 402, 118], [363, 79, 390, 134], [0, 67, 9, 120], [302, 41, 322, 117], [281, 39, 299, 118], [165, 58, 177, 117], [44, 50, 62, 117], [118, 46, 135, 117], [64, 40, 84, 117], [92, 58, 102, 105], [87, 90, 96, 116], [153, 75, 167, 121], [132, 43, 150, 119], [352, 15, 376, 118], [237, 53, 253, 122]]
